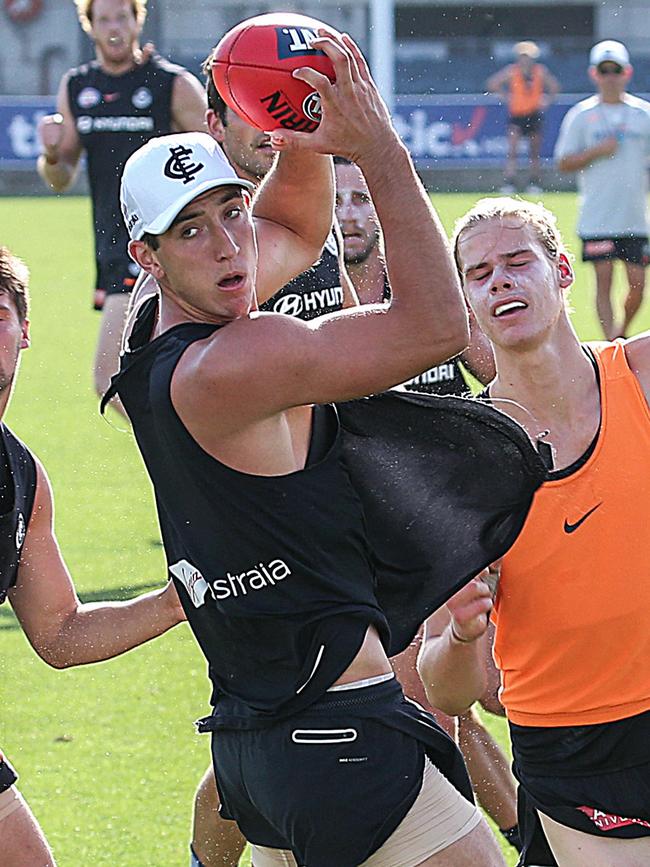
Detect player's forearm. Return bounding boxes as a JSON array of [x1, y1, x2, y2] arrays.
[[417, 628, 488, 716], [36, 584, 184, 669], [557, 147, 605, 172], [254, 151, 334, 255], [37, 154, 77, 193], [359, 139, 469, 360]]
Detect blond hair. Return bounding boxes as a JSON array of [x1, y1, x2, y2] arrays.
[[452, 197, 569, 278], [75, 0, 147, 34]]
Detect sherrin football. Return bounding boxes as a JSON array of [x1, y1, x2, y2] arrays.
[[211, 13, 338, 133]]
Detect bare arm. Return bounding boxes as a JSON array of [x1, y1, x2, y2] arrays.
[[557, 137, 618, 172], [486, 66, 511, 99], [624, 333, 650, 405], [9, 461, 184, 669], [37, 73, 83, 192], [543, 67, 560, 103], [417, 575, 493, 716], [170, 68, 208, 132], [252, 151, 335, 303], [460, 309, 496, 385], [180, 36, 468, 429]]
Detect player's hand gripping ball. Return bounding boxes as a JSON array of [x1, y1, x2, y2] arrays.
[[211, 13, 338, 133]]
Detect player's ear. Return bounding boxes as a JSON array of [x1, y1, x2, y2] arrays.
[[129, 240, 165, 280], [20, 319, 30, 350], [206, 109, 226, 143], [588, 66, 598, 85], [558, 253, 574, 288]]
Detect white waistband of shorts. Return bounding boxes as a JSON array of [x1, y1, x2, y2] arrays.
[[327, 672, 395, 692]]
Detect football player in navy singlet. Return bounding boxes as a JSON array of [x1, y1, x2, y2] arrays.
[[181, 49, 360, 867], [0, 247, 185, 866], [112, 30, 519, 865], [37, 0, 206, 418]]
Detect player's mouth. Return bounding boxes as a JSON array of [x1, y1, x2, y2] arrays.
[[492, 299, 528, 318], [256, 137, 273, 151], [218, 272, 246, 292]]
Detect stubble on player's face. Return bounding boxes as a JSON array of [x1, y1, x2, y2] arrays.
[[90, 0, 141, 65], [335, 165, 381, 266], [222, 110, 275, 182]]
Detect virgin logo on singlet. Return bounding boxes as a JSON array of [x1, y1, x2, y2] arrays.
[[169, 557, 292, 607]]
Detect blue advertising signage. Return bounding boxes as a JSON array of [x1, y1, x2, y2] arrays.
[[0, 97, 53, 168], [0, 93, 608, 170]]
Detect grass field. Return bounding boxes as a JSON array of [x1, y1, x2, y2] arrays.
[[1, 193, 648, 866]]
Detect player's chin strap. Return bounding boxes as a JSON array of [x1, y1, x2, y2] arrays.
[[482, 395, 555, 470]]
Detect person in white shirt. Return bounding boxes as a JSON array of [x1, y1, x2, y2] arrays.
[[555, 40, 650, 339]]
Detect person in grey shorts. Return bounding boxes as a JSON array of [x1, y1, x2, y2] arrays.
[[555, 39, 650, 339]]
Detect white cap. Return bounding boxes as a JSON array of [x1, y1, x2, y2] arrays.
[[120, 132, 254, 241], [589, 40, 630, 68]]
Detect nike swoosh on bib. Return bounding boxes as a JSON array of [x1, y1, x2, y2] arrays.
[[564, 502, 602, 534]]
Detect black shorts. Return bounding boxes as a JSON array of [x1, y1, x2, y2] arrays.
[[93, 256, 140, 311], [208, 678, 473, 867], [581, 236, 650, 266], [509, 112, 543, 136], [511, 711, 650, 866], [0, 754, 18, 793]]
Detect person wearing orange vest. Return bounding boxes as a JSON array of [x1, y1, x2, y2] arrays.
[[418, 196, 650, 866], [487, 42, 560, 194]]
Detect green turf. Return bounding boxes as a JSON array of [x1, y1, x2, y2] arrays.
[[1, 193, 648, 865]]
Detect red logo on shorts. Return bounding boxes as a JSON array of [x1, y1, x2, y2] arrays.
[[577, 806, 650, 831], [584, 239, 615, 257]]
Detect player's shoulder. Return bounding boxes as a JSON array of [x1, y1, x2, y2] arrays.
[[66, 59, 100, 83], [623, 93, 650, 115], [622, 333, 650, 407], [563, 95, 598, 122], [148, 54, 191, 78]]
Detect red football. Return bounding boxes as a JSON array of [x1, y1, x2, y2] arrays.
[[212, 13, 338, 133]]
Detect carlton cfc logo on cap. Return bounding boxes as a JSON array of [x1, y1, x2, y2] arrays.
[[163, 144, 205, 184]]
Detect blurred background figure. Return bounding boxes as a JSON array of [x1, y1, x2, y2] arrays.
[[36, 0, 206, 417], [487, 41, 560, 194], [555, 40, 650, 340]]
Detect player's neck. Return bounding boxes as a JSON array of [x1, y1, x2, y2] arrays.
[[347, 250, 386, 305], [491, 321, 592, 421], [97, 44, 142, 76], [599, 91, 627, 105]]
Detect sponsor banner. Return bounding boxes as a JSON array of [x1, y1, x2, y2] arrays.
[[0, 96, 53, 168], [5, 92, 648, 169]]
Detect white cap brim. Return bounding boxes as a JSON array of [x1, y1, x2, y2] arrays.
[[139, 176, 254, 239]]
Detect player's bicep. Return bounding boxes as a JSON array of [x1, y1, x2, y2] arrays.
[[253, 217, 322, 304], [171, 72, 208, 133], [8, 461, 79, 652]]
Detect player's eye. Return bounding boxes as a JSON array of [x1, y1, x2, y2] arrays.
[[225, 206, 243, 219], [181, 226, 199, 239]]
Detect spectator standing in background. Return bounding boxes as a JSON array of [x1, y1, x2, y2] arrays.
[[555, 40, 650, 340], [487, 41, 560, 194]]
